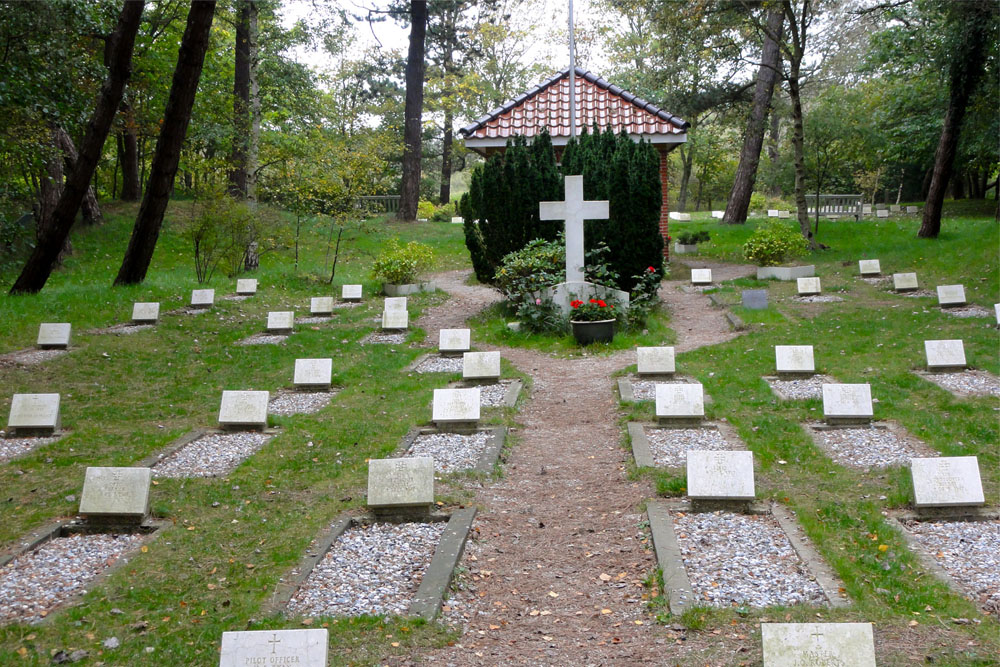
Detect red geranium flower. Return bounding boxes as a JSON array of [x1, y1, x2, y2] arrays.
[[570, 299, 584, 308]]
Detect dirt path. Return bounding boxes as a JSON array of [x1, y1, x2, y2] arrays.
[[659, 259, 756, 353]]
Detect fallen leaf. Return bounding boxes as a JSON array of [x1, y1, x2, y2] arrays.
[[601, 609, 612, 615], [548, 591, 559, 598]]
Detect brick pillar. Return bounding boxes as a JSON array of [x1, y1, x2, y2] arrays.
[[657, 145, 670, 261]]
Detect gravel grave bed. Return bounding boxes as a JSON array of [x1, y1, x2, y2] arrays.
[[922, 370, 1000, 397], [152, 432, 273, 478], [681, 285, 715, 293], [860, 276, 890, 286], [792, 295, 844, 303], [221, 294, 252, 301], [297, 316, 332, 325], [286, 521, 445, 617], [0, 435, 61, 464], [941, 305, 993, 319], [812, 426, 928, 468], [478, 380, 514, 407], [898, 289, 935, 298], [903, 519, 1000, 616], [91, 322, 156, 335], [236, 333, 288, 346], [765, 374, 835, 400], [672, 511, 827, 608], [407, 431, 491, 472], [0, 532, 146, 624], [268, 391, 334, 416], [645, 427, 737, 467], [630, 377, 695, 402], [362, 331, 408, 345], [0, 348, 67, 367], [414, 355, 463, 373], [183, 308, 211, 315]]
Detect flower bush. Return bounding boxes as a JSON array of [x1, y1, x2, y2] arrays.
[[570, 298, 616, 322], [416, 200, 436, 220], [742, 221, 808, 266], [370, 238, 434, 284], [430, 201, 457, 222], [624, 265, 663, 329]]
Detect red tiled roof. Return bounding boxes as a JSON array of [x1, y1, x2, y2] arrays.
[[459, 67, 689, 141]]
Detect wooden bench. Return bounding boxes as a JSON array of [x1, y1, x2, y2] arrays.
[[805, 194, 862, 220]]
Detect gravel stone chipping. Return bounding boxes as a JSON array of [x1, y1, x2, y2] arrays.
[[813, 426, 927, 468], [792, 294, 844, 303], [942, 305, 993, 318], [92, 323, 156, 335], [153, 432, 272, 478], [0, 532, 146, 624], [478, 380, 514, 407], [236, 333, 288, 346], [645, 427, 737, 466], [0, 348, 67, 367], [765, 375, 835, 400], [860, 276, 889, 286], [0, 435, 61, 464], [672, 511, 827, 608], [268, 391, 334, 415], [287, 521, 445, 617], [362, 331, 407, 345], [923, 370, 1000, 397], [407, 431, 490, 472], [630, 378, 695, 402], [904, 519, 1000, 616], [414, 355, 463, 373], [296, 316, 331, 325]]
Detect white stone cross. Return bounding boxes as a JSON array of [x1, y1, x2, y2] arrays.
[[539, 175, 610, 283]]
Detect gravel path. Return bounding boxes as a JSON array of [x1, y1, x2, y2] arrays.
[[407, 432, 491, 472], [645, 427, 737, 467], [236, 333, 288, 346], [0, 533, 146, 624], [672, 511, 828, 608], [0, 435, 61, 464], [659, 260, 755, 353], [766, 375, 836, 400], [152, 432, 273, 478], [921, 370, 1000, 397], [268, 391, 334, 416], [903, 519, 1000, 616], [812, 426, 929, 468], [942, 305, 993, 319], [414, 270, 501, 346], [286, 521, 445, 617], [630, 377, 695, 402], [414, 355, 464, 374]]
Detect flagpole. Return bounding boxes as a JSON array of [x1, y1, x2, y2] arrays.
[[568, 0, 576, 140]]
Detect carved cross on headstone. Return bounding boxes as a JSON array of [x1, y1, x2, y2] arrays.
[[268, 633, 281, 654], [539, 175, 610, 284]]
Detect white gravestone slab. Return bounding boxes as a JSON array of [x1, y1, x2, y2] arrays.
[[775, 345, 815, 374], [858, 259, 880, 275], [439, 328, 471, 355], [655, 383, 704, 420], [310, 297, 333, 316], [711, 210, 724, 219], [382, 309, 408, 330], [767, 210, 780, 218], [266, 311, 294, 333], [131, 302, 160, 324], [910, 456, 984, 508], [876, 209, 889, 218], [797, 277, 821, 295], [235, 279, 257, 295], [539, 175, 610, 284], [924, 339, 966, 370], [822, 384, 873, 422], [995, 303, 1000, 325], [190, 289, 214, 308], [432, 387, 481, 426], [384, 296, 407, 312], [463, 351, 501, 381], [293, 358, 333, 388], [37, 323, 71, 349], [690, 269, 712, 285], [687, 450, 755, 500], [220, 629, 329, 667], [637, 346, 675, 375], [761, 623, 876, 667], [906, 205, 919, 213], [862, 205, 872, 214], [668, 212, 691, 221], [8, 393, 60, 433], [892, 272, 918, 292], [777, 210, 790, 218], [218, 390, 269, 430], [936, 284, 966, 307], [890, 204, 901, 212], [451, 216, 464, 224], [78, 467, 151, 521], [341, 284, 363, 301], [367, 457, 434, 509]]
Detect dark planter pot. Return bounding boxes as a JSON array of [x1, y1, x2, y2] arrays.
[[571, 319, 615, 345]]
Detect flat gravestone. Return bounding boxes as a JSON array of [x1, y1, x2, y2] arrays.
[[37, 323, 71, 349], [777, 210, 790, 218], [439, 328, 471, 355], [235, 279, 257, 295], [858, 259, 880, 276], [767, 210, 780, 218], [8, 393, 60, 434], [892, 272, 918, 292], [293, 358, 333, 388], [367, 457, 434, 510], [797, 277, 821, 295], [761, 623, 876, 666], [995, 303, 1000, 324], [822, 384, 872, 424], [876, 209, 889, 218], [266, 311, 294, 333], [132, 302, 160, 324], [432, 387, 480, 427], [341, 284, 362, 301], [690, 268, 712, 285], [906, 205, 919, 213], [775, 345, 815, 374], [310, 297, 333, 316], [711, 210, 724, 219], [668, 212, 691, 221], [190, 289, 215, 308], [384, 296, 407, 312], [382, 309, 408, 330], [463, 351, 501, 381], [936, 284, 966, 307], [655, 383, 704, 422], [924, 339, 966, 371], [742, 289, 768, 310], [78, 466, 151, 523], [637, 346, 675, 375], [219, 629, 329, 667], [451, 216, 464, 224], [218, 390, 269, 430], [686, 450, 755, 500], [890, 204, 901, 212], [910, 456, 984, 508], [862, 205, 872, 214]]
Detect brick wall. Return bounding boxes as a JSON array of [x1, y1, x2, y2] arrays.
[[658, 146, 670, 261]]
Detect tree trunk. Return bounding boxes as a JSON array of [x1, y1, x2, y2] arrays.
[[788, 63, 818, 249], [950, 172, 965, 199], [723, 6, 783, 224], [767, 103, 781, 196], [397, 0, 427, 221], [439, 107, 453, 205], [919, 0, 991, 238], [54, 127, 102, 225], [247, 0, 259, 200], [677, 145, 693, 212], [115, 0, 216, 286], [119, 103, 141, 200], [228, 0, 253, 198], [10, 1, 144, 295], [35, 135, 67, 260]]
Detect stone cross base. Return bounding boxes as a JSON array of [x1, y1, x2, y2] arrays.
[[545, 281, 630, 316]]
